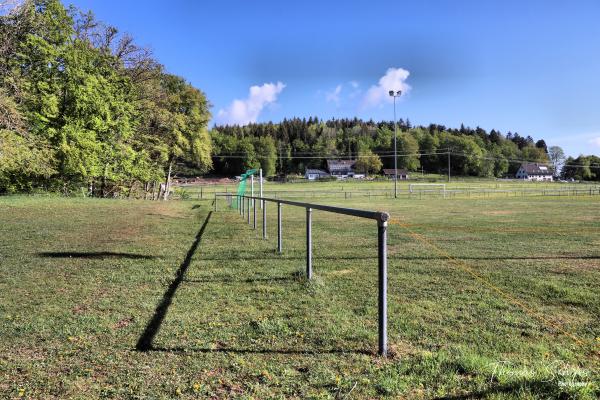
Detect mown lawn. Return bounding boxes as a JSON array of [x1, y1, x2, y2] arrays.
[[0, 194, 598, 399]]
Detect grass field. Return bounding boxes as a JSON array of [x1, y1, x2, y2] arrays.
[[1, 187, 599, 398], [176, 178, 600, 202]]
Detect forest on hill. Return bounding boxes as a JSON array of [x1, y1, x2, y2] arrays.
[[1, 1, 598, 197], [211, 118, 555, 178]]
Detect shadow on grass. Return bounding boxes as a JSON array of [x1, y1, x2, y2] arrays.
[[135, 212, 212, 351], [37, 251, 156, 260], [198, 255, 600, 261], [434, 380, 565, 400], [148, 346, 372, 356], [183, 276, 297, 284]]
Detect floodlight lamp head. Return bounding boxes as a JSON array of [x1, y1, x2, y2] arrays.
[[396, 90, 402, 96], [388, 90, 394, 97]]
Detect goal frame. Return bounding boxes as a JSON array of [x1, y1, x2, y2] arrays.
[[408, 183, 447, 198]]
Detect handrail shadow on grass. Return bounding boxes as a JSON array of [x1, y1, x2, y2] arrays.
[[148, 346, 372, 356], [183, 276, 296, 284], [136, 211, 212, 351], [198, 255, 600, 261], [38, 251, 156, 260]]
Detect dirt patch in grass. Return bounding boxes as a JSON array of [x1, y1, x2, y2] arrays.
[[573, 215, 599, 222], [481, 210, 516, 216]]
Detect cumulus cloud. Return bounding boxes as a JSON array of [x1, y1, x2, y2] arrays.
[[363, 67, 411, 108], [218, 82, 286, 125], [590, 137, 600, 147], [325, 84, 343, 104], [349, 80, 359, 89]]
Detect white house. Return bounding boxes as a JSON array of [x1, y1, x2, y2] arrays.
[[305, 169, 329, 180], [305, 160, 368, 180], [515, 163, 554, 181], [326, 160, 357, 179]]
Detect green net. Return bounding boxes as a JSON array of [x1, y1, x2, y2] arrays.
[[232, 169, 258, 209]]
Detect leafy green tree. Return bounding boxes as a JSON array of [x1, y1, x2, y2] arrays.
[[396, 132, 420, 171], [521, 145, 549, 163], [253, 136, 277, 176], [0, 129, 56, 192], [355, 150, 382, 175], [562, 155, 600, 181]]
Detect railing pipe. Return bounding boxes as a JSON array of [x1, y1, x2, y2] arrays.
[[306, 207, 312, 279], [247, 197, 251, 225], [277, 202, 282, 253], [378, 220, 388, 356], [262, 199, 267, 239], [253, 198, 257, 230], [220, 193, 390, 356]]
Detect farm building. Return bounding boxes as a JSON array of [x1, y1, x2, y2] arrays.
[[327, 160, 358, 178], [383, 168, 409, 180], [304, 160, 366, 180], [305, 169, 329, 180], [515, 163, 554, 181]]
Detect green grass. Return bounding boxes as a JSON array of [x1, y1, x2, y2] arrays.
[[177, 178, 600, 202], [1, 190, 599, 399]]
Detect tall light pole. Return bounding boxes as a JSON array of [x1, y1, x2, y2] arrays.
[[389, 90, 402, 198]]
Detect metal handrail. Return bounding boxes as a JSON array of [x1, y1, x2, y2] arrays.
[[238, 195, 390, 223], [214, 192, 391, 356]]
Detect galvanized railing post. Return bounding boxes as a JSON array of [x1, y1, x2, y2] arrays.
[[253, 198, 257, 230], [378, 219, 388, 356], [247, 197, 251, 225], [218, 193, 390, 354], [262, 199, 267, 239], [306, 207, 312, 279], [277, 202, 282, 253]]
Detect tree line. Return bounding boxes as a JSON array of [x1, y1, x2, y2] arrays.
[[562, 155, 600, 181], [211, 118, 561, 178], [0, 0, 212, 197]]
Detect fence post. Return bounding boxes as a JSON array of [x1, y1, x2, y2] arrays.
[[277, 202, 282, 253], [306, 207, 312, 279], [378, 218, 388, 356], [214, 193, 217, 211], [201, 187, 203, 199], [262, 199, 267, 239], [259, 169, 263, 209], [247, 197, 251, 225], [253, 198, 257, 230]]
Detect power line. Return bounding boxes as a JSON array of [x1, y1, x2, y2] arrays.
[[210, 148, 600, 170]]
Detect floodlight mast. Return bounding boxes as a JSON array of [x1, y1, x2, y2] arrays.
[[389, 90, 402, 198]]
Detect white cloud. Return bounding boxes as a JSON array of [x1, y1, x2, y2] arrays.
[[218, 82, 286, 125], [363, 67, 411, 108], [349, 80, 359, 89], [325, 84, 343, 104], [590, 137, 600, 147]]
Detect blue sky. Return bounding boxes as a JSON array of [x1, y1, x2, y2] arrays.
[[69, 0, 600, 156]]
